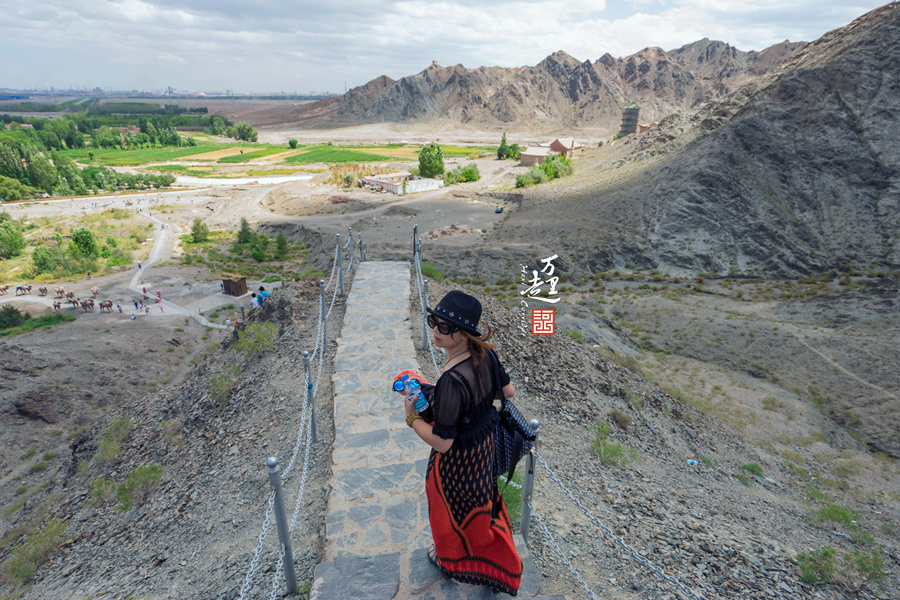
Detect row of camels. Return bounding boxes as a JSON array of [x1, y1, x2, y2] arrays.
[[2, 283, 113, 313], [0, 284, 101, 298]]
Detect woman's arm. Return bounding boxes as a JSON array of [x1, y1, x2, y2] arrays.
[[410, 418, 453, 453], [502, 381, 515, 399]]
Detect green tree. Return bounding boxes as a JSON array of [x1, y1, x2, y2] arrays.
[[190, 218, 209, 243], [275, 230, 289, 259], [69, 227, 98, 258], [497, 132, 510, 159], [237, 217, 252, 244], [31, 245, 58, 273], [25, 151, 58, 191], [418, 143, 444, 178], [288, 139, 298, 149], [226, 121, 257, 142], [0, 175, 36, 201], [0, 220, 26, 258], [0, 304, 28, 329]]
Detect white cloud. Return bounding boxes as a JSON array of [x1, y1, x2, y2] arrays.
[[0, 0, 888, 93]]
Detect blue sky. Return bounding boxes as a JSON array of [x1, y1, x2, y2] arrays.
[[0, 0, 889, 94]]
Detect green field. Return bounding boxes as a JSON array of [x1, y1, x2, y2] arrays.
[[65, 143, 223, 166], [437, 145, 496, 158], [283, 147, 398, 164], [218, 147, 290, 163]]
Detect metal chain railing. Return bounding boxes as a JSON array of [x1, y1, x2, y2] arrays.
[[528, 498, 601, 600], [240, 227, 364, 599], [535, 453, 706, 600]]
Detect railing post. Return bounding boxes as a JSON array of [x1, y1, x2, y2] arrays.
[[319, 279, 326, 346], [413, 224, 418, 259], [337, 234, 344, 297], [347, 227, 355, 272], [422, 278, 430, 348], [357, 232, 364, 264], [303, 351, 317, 444], [266, 457, 298, 595], [240, 306, 245, 321], [521, 419, 540, 544]]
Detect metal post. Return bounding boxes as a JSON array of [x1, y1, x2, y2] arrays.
[[319, 279, 326, 346], [357, 232, 364, 263], [422, 279, 430, 348], [413, 224, 418, 258], [521, 419, 540, 544], [303, 351, 317, 444], [240, 306, 245, 321], [337, 234, 344, 297], [266, 457, 298, 595]]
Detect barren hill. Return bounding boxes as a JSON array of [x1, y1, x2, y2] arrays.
[[292, 39, 804, 133], [487, 2, 900, 280]]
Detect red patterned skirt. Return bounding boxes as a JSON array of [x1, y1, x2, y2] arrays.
[[426, 431, 522, 595]]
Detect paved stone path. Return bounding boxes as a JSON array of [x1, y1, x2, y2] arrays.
[[311, 261, 560, 600]]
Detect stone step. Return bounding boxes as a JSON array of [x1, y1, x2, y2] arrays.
[[311, 535, 558, 600]]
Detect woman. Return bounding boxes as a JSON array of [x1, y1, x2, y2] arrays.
[[402, 290, 522, 595]]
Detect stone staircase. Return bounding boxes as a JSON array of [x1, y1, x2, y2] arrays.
[[310, 261, 562, 600]]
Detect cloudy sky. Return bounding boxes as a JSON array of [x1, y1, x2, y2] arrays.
[[1, 0, 889, 95]]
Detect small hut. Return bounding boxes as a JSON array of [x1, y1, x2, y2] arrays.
[[221, 273, 248, 296]]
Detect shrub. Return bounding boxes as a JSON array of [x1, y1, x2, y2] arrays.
[[735, 472, 753, 486], [420, 262, 444, 282], [810, 503, 860, 526], [797, 545, 887, 588], [190, 218, 209, 243], [443, 163, 480, 185], [0, 519, 67, 586], [609, 409, 632, 429], [590, 422, 637, 467], [115, 463, 164, 511], [233, 322, 278, 355], [564, 329, 583, 343], [96, 417, 132, 466], [288, 138, 298, 149], [89, 477, 116, 506], [742, 463, 764, 477]]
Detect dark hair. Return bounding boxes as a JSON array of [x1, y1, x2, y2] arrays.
[[460, 323, 497, 366]]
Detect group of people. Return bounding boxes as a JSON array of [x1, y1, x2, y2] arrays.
[[250, 286, 269, 309]]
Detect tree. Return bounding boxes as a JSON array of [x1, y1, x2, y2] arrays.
[[31, 245, 59, 273], [25, 151, 58, 191], [0, 220, 26, 258], [497, 132, 510, 160], [275, 230, 289, 259], [226, 121, 257, 142], [418, 143, 444, 178], [190, 218, 209, 243], [69, 227, 98, 258], [237, 217, 252, 244], [288, 139, 298, 149]]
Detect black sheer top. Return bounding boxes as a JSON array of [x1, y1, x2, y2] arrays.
[[431, 353, 511, 449]]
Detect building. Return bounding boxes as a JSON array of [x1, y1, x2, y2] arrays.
[[549, 138, 585, 159], [360, 172, 444, 195], [637, 122, 659, 134], [221, 274, 248, 296], [518, 146, 554, 166], [619, 103, 640, 136]]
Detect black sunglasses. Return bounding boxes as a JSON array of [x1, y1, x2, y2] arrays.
[[428, 314, 460, 335]]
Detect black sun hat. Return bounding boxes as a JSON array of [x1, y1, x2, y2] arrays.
[[428, 290, 482, 336]]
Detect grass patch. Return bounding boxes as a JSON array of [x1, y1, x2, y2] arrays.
[[590, 422, 637, 467], [115, 463, 164, 511], [284, 147, 396, 164], [96, 417, 132, 466], [0, 519, 67, 586], [797, 545, 887, 589], [0, 312, 76, 338], [420, 262, 444, 282], [564, 329, 584, 343], [89, 478, 116, 506], [232, 322, 278, 355], [217, 147, 290, 163], [742, 463, 764, 477], [496, 471, 526, 519]]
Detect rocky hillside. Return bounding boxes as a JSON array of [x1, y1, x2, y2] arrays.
[[293, 39, 802, 133], [488, 2, 900, 280]]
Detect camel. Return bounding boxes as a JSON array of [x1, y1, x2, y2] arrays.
[[80, 299, 95, 312], [38, 286, 48, 296], [55, 286, 65, 297], [91, 286, 100, 297], [66, 291, 76, 301], [99, 300, 113, 313], [0, 284, 8, 295], [15, 284, 32, 296], [52, 301, 62, 311], [68, 298, 80, 308]]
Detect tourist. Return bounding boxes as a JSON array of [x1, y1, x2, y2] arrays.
[[399, 291, 521, 594], [250, 293, 259, 310], [258, 286, 270, 304]]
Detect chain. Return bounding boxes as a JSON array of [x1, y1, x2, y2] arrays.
[[529, 499, 601, 600], [280, 384, 311, 480], [535, 453, 706, 600], [239, 491, 276, 600], [413, 251, 442, 373], [289, 400, 314, 531], [268, 543, 286, 600]]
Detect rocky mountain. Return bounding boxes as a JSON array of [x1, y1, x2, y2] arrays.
[[293, 39, 804, 132], [489, 2, 900, 280]]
